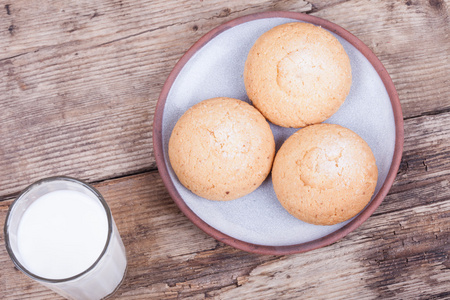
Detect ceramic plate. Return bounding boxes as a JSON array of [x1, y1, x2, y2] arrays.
[[153, 11, 404, 255]]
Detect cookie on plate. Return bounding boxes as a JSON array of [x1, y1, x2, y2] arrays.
[[272, 124, 378, 225], [244, 22, 352, 128], [169, 97, 275, 201]]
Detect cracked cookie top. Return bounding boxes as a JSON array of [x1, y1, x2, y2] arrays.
[[244, 22, 352, 128], [168, 97, 275, 201], [272, 124, 378, 225]]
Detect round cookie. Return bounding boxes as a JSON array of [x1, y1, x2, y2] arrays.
[[272, 124, 378, 225], [169, 97, 275, 201], [244, 22, 352, 128]]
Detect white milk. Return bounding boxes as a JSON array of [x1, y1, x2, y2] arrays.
[[14, 189, 127, 300], [18, 190, 108, 279]]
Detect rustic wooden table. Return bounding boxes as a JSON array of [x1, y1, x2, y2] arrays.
[[1, 0, 449, 299]]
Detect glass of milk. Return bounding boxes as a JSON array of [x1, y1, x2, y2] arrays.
[[4, 176, 128, 300]]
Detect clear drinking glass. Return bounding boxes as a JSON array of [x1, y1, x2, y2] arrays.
[[4, 176, 127, 300]]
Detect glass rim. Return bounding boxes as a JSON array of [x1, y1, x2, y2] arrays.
[[3, 176, 113, 283]]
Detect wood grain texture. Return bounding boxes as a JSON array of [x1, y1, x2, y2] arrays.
[[0, 0, 449, 299], [1, 127, 449, 299], [0, 0, 312, 197], [311, 0, 450, 119], [376, 111, 450, 215], [0, 0, 313, 58], [1, 0, 448, 196], [1, 111, 449, 299]]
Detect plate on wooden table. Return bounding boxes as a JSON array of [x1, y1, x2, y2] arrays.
[[153, 11, 404, 255]]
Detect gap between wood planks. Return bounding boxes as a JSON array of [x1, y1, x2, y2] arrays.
[[403, 107, 450, 120], [2, 166, 447, 224], [0, 166, 156, 202]]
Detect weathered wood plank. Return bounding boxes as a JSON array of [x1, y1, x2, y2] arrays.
[[1, 171, 448, 299], [311, 0, 450, 119], [1, 127, 449, 299], [376, 111, 450, 215], [0, 0, 312, 197], [207, 200, 450, 300], [0, 0, 313, 59], [1, 0, 449, 198], [0, 172, 276, 300]]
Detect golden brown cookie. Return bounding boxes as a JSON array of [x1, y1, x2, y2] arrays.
[[272, 124, 378, 225], [244, 22, 352, 128], [169, 97, 275, 201]]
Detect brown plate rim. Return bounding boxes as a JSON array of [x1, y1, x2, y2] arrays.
[[152, 11, 404, 255]]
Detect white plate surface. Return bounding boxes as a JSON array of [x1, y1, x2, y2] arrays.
[[162, 17, 395, 247]]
